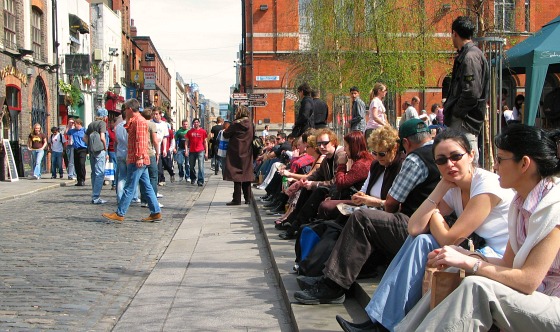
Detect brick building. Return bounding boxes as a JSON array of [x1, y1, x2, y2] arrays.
[[239, 0, 560, 130]]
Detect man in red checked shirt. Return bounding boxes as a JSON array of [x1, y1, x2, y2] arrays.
[[102, 98, 162, 223], [186, 118, 208, 186]]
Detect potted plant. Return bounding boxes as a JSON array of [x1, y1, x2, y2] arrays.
[[82, 75, 92, 86]]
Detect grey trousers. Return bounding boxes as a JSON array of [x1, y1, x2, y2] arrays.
[[395, 276, 560, 332]]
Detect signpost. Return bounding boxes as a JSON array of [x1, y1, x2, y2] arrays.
[[249, 100, 268, 107], [142, 66, 156, 90], [285, 91, 298, 101], [233, 100, 249, 106], [256, 76, 280, 81], [249, 93, 267, 100], [231, 93, 248, 99]]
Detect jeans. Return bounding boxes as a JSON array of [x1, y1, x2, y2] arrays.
[[51, 151, 63, 177], [66, 146, 76, 178], [215, 155, 223, 175], [364, 234, 440, 330], [117, 156, 139, 203], [117, 163, 161, 216], [175, 149, 190, 179], [90, 150, 106, 201], [141, 156, 158, 203], [189, 150, 205, 184], [31, 149, 44, 177], [108, 151, 117, 187]]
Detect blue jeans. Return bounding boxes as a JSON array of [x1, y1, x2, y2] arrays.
[[116, 156, 139, 203], [175, 149, 190, 179], [31, 149, 44, 177], [117, 163, 160, 216], [51, 151, 63, 177], [141, 155, 158, 203], [66, 146, 76, 178], [365, 234, 440, 330], [189, 151, 205, 184], [108, 151, 117, 187], [90, 150, 106, 201]]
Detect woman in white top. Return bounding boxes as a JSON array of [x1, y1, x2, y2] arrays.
[[396, 124, 560, 331], [364, 83, 388, 140]]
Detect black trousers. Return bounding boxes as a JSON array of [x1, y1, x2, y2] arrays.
[[322, 208, 409, 289], [158, 152, 175, 182], [233, 182, 251, 203], [73, 148, 87, 183], [286, 186, 330, 232], [265, 173, 282, 195]]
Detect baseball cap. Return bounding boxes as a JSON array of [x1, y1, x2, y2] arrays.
[[96, 108, 108, 117], [399, 118, 430, 139]]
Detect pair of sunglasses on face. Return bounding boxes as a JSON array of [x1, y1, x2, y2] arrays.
[[372, 151, 388, 157], [434, 152, 466, 165]]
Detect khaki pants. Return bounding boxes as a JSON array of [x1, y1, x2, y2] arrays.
[[395, 276, 560, 332]]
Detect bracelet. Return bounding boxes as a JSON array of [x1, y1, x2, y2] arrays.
[[427, 197, 438, 207], [472, 259, 482, 275]]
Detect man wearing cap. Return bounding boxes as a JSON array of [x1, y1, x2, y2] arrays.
[[85, 108, 109, 204], [293, 118, 440, 305]]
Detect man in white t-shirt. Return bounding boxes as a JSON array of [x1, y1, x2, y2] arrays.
[[48, 126, 66, 179], [399, 96, 420, 127], [152, 108, 170, 186], [262, 125, 269, 140]]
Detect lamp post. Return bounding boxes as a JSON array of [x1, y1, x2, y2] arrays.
[[113, 82, 121, 96]]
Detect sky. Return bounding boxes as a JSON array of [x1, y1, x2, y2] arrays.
[[130, 0, 242, 103]]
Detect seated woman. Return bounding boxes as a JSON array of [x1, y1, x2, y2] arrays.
[[337, 129, 515, 332], [395, 124, 560, 331], [278, 131, 373, 240], [316, 126, 404, 221]]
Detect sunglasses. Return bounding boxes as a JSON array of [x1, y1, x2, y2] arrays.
[[434, 152, 466, 165], [317, 141, 330, 147], [495, 156, 515, 164], [372, 150, 388, 157]]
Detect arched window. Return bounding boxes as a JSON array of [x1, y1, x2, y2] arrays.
[[31, 77, 48, 131], [6, 85, 20, 141]]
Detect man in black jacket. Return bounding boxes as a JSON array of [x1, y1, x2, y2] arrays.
[[292, 83, 313, 137], [443, 16, 488, 165], [312, 90, 328, 129]]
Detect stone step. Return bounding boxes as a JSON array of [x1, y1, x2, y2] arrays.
[[252, 194, 379, 331]]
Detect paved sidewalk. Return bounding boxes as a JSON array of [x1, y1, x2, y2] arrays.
[[0, 176, 77, 202], [113, 175, 292, 331]]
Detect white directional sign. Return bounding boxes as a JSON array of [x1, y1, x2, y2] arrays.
[[285, 91, 298, 101], [256, 76, 280, 81], [249, 93, 267, 100], [231, 93, 248, 99], [250, 100, 268, 107], [233, 100, 249, 106]]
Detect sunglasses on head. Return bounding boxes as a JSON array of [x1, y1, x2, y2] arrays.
[[372, 150, 388, 157], [434, 152, 466, 165], [317, 141, 330, 147]]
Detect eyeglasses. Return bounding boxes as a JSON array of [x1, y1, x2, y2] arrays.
[[434, 153, 466, 165], [317, 141, 330, 147], [495, 156, 515, 164], [372, 150, 388, 157]]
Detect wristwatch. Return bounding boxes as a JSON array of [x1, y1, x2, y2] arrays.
[[472, 259, 482, 274]]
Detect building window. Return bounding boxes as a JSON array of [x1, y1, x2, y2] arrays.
[[32, 8, 43, 61], [299, 0, 311, 50], [3, 0, 17, 49], [495, 0, 515, 32], [524, 0, 530, 32], [6, 85, 21, 112]]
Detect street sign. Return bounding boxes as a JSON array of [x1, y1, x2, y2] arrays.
[[233, 100, 249, 106], [231, 93, 248, 99], [256, 76, 280, 81], [250, 100, 268, 107], [145, 53, 155, 61], [142, 66, 156, 90], [249, 93, 267, 100], [285, 91, 298, 101]]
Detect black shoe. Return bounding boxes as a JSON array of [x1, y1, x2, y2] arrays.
[[296, 275, 323, 290], [336, 315, 382, 332], [293, 278, 345, 305], [264, 200, 280, 208], [75, 182, 84, 187], [279, 230, 296, 240], [226, 201, 241, 206], [275, 221, 291, 230], [267, 206, 285, 215]]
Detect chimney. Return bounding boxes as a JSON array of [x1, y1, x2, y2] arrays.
[[130, 19, 137, 37]]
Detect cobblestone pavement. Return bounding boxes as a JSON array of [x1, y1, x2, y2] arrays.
[[0, 177, 202, 331]]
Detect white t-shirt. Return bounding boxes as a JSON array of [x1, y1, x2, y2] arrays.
[[366, 97, 386, 130], [49, 132, 66, 153], [152, 120, 169, 147], [262, 129, 269, 138], [442, 168, 513, 255]]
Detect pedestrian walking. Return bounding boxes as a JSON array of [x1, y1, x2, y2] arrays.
[[102, 98, 161, 223], [107, 117, 117, 190], [48, 126, 66, 179], [186, 118, 208, 186], [85, 108, 109, 204], [346, 86, 366, 132], [64, 119, 77, 180], [223, 106, 254, 205], [215, 121, 230, 175], [152, 108, 171, 186], [141, 108, 163, 208], [210, 117, 224, 170], [27, 123, 48, 179], [174, 119, 190, 181], [66, 118, 87, 186]]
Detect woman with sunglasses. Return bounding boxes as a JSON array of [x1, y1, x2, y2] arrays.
[[337, 129, 514, 332], [395, 124, 560, 331]]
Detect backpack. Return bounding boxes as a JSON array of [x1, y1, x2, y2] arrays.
[[252, 135, 263, 159], [294, 220, 343, 277]]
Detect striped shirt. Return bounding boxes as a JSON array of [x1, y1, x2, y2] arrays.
[[514, 177, 560, 296], [125, 112, 150, 165]]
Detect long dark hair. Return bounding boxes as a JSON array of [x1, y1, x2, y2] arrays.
[[344, 131, 373, 161], [432, 129, 472, 156], [495, 124, 560, 177]]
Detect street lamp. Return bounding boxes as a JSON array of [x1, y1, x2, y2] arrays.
[[154, 92, 159, 103]]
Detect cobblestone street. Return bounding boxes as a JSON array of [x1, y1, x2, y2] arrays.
[[0, 179, 201, 330]]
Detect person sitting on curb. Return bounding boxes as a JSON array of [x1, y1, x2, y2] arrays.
[[102, 98, 161, 223], [293, 119, 440, 305]]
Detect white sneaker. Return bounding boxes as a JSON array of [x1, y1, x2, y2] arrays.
[[156, 193, 163, 198], [92, 198, 107, 204], [158, 202, 164, 208], [141, 202, 148, 208], [132, 198, 141, 203]]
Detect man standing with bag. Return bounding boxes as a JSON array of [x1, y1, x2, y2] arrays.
[[85, 108, 108, 204]]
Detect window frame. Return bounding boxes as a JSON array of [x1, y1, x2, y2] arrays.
[[31, 7, 43, 60], [3, 0, 17, 49], [494, 0, 516, 32]]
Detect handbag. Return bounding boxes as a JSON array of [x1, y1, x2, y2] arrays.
[[104, 161, 115, 181], [422, 237, 484, 309]]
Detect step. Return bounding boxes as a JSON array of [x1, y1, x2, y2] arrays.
[[251, 193, 379, 331]]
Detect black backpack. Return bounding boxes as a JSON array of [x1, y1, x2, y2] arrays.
[[252, 135, 263, 159], [294, 220, 343, 277]]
